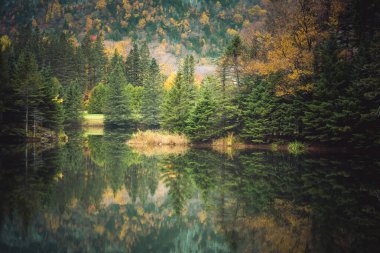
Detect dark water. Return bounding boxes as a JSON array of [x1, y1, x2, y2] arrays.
[[1, 131, 380, 253]]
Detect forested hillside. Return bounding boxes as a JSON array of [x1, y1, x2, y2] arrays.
[[0, 0, 262, 57], [0, 0, 379, 148]]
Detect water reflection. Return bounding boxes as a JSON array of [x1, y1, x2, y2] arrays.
[[0, 131, 379, 252]]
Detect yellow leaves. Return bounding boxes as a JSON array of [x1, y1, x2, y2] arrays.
[[104, 38, 132, 58], [45, 0, 62, 23], [86, 16, 93, 32], [120, 20, 128, 28], [329, 0, 345, 27], [175, 44, 182, 55], [53, 171, 64, 182], [248, 5, 266, 17], [227, 28, 238, 37], [136, 207, 144, 216], [163, 73, 176, 90], [94, 225, 105, 235], [137, 18, 146, 29], [233, 13, 243, 24], [200, 12, 209, 25], [32, 19, 38, 28], [95, 0, 107, 10], [180, 32, 188, 40], [198, 211, 207, 224], [0, 35, 11, 52]]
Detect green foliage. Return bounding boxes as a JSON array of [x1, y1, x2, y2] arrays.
[[125, 43, 142, 86], [40, 73, 64, 131], [240, 79, 276, 143], [161, 55, 197, 133], [288, 142, 305, 155], [161, 74, 192, 132], [124, 83, 144, 125], [185, 77, 219, 142], [63, 79, 83, 123], [104, 52, 131, 127], [141, 59, 162, 128], [88, 83, 107, 114]]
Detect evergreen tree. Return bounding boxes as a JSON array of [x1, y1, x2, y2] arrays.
[[161, 72, 187, 132], [104, 51, 131, 127], [40, 70, 64, 131], [63, 79, 83, 124], [161, 55, 197, 132], [124, 83, 144, 125], [12, 52, 43, 137], [125, 43, 142, 86], [88, 83, 107, 114], [141, 59, 162, 128], [185, 77, 219, 142], [139, 41, 151, 84], [92, 33, 107, 87]]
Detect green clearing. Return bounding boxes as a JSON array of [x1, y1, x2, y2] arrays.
[[83, 111, 104, 126]]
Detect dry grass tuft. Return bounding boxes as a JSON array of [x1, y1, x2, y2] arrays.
[[212, 132, 238, 147], [127, 130, 189, 146]]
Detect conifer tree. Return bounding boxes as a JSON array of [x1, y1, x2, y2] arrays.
[[63, 79, 83, 124], [125, 43, 142, 86], [88, 83, 107, 114], [185, 77, 219, 142], [40, 70, 64, 131], [12, 52, 43, 137], [139, 41, 151, 84], [161, 72, 187, 132], [104, 51, 131, 127], [141, 59, 162, 128]]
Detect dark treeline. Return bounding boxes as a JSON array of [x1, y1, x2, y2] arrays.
[[0, 27, 108, 141]]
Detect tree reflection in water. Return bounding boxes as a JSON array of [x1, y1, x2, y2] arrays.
[[0, 131, 379, 252]]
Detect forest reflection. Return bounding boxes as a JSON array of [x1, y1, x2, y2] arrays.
[[0, 131, 379, 253]]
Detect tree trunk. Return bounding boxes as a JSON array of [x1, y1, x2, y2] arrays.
[[25, 96, 29, 138]]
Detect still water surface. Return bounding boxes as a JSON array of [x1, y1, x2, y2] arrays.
[[0, 130, 379, 253]]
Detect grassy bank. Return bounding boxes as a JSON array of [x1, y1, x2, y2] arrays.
[[83, 112, 104, 126]]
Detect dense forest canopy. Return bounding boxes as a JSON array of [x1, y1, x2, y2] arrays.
[[0, 0, 379, 147]]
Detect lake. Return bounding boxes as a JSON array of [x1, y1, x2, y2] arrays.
[[1, 130, 379, 253]]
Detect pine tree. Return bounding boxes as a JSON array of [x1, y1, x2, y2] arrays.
[[104, 51, 131, 127], [141, 58, 162, 128]]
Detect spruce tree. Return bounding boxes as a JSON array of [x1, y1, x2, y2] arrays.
[[88, 83, 107, 114], [12, 52, 43, 137], [141, 58, 162, 128], [139, 41, 151, 84], [40, 70, 64, 131], [240, 79, 276, 143], [185, 77, 219, 142], [63, 79, 83, 124], [104, 51, 131, 127], [125, 43, 141, 86], [161, 72, 187, 132]]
